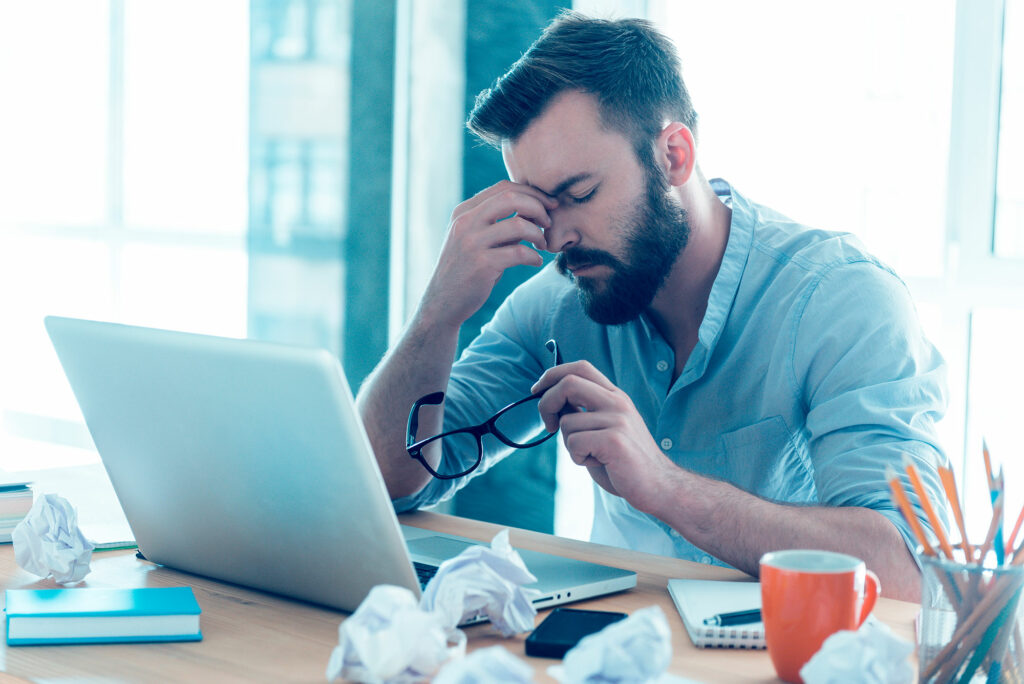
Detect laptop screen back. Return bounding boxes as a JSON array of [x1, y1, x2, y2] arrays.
[[45, 316, 421, 611]]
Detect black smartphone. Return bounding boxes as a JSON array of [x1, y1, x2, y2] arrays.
[[524, 607, 628, 658]]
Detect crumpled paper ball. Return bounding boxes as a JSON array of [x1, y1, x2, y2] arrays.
[[433, 645, 534, 684], [326, 529, 541, 683], [12, 492, 94, 584], [800, 619, 914, 684], [420, 528, 541, 636], [552, 605, 674, 684], [325, 584, 465, 683]]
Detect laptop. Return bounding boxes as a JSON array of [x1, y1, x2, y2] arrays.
[[44, 316, 636, 615]]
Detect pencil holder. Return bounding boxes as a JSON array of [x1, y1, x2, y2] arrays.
[[918, 553, 1023, 683]]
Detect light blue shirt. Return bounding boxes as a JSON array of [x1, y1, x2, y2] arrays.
[[394, 180, 948, 567]]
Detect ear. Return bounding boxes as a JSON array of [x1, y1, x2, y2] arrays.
[[655, 123, 696, 187]]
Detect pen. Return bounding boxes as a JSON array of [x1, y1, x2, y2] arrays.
[[703, 608, 762, 626]]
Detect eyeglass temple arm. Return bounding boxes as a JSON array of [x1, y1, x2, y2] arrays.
[[407, 391, 445, 446], [545, 339, 563, 366]]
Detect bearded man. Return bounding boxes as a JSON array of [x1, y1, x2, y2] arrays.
[[356, 12, 948, 600]]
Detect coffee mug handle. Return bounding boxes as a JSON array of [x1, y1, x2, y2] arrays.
[[857, 569, 881, 626]]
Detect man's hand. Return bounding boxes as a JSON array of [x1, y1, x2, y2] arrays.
[[419, 180, 557, 331], [531, 361, 676, 512]]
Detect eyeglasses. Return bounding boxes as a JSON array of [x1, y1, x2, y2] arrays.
[[406, 340, 562, 480]]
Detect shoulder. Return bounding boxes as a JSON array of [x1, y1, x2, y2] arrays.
[[737, 196, 902, 301]]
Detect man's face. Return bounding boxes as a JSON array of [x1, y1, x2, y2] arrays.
[[554, 162, 689, 324], [502, 90, 689, 325]]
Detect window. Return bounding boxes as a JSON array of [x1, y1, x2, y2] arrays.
[[1, 0, 390, 478], [950, 0, 1024, 537], [645, 0, 1024, 539], [557, 0, 965, 540], [0, 1, 249, 471], [551, 0, 1023, 542], [660, 0, 954, 280], [995, 0, 1024, 258]]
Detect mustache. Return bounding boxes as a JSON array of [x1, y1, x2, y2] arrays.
[[555, 247, 622, 274]]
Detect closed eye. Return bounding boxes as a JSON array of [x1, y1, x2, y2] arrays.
[[568, 186, 598, 204]]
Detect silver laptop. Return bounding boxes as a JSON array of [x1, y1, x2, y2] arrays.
[[44, 316, 636, 615]]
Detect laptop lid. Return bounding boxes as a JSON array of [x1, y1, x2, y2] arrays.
[[44, 316, 635, 612]]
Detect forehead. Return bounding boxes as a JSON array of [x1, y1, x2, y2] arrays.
[[501, 90, 637, 192]]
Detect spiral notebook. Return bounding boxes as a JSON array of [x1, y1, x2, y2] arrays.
[[667, 579, 765, 649]]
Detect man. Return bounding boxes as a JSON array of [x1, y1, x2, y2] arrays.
[[357, 12, 947, 600]]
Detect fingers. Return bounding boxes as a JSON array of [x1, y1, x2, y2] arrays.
[[558, 411, 635, 468], [451, 183, 556, 252], [532, 360, 618, 395], [485, 216, 548, 252], [534, 365, 621, 433], [448, 196, 549, 256], [479, 192, 553, 231], [455, 180, 558, 221], [564, 429, 607, 466], [485, 240, 544, 271], [421, 180, 556, 330], [562, 426, 629, 499]]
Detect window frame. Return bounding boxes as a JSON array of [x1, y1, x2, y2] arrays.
[[1, 0, 248, 461]]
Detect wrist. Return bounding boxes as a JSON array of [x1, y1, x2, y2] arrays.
[[645, 466, 718, 538], [411, 298, 464, 340]]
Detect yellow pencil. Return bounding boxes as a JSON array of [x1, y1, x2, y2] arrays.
[[983, 438, 996, 490], [886, 464, 936, 557], [904, 455, 955, 560], [938, 463, 973, 561]]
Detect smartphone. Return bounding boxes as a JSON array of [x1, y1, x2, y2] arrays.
[[524, 607, 628, 658]]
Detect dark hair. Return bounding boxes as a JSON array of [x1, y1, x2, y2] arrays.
[[467, 11, 698, 163]]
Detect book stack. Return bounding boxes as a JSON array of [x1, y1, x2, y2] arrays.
[[0, 483, 33, 543]]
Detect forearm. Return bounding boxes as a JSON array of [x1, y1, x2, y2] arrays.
[[355, 308, 460, 499], [650, 470, 920, 600]]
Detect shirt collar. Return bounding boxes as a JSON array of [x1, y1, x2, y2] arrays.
[[693, 178, 755, 365]]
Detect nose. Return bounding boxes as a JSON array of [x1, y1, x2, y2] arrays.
[[543, 210, 581, 253]]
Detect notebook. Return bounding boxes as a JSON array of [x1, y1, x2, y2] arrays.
[[44, 316, 636, 616], [5, 587, 201, 645], [667, 579, 765, 649]]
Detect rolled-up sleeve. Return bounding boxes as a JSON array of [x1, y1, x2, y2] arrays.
[[792, 259, 950, 559]]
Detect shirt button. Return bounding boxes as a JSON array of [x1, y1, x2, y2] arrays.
[[660, 438, 673, 450], [656, 360, 669, 372], [701, 555, 713, 565]]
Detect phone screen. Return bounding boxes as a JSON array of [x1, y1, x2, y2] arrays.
[[524, 607, 628, 658]]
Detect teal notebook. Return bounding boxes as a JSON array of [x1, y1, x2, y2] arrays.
[[5, 587, 202, 645]]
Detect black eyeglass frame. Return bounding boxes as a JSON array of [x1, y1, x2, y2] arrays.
[[405, 340, 562, 480]]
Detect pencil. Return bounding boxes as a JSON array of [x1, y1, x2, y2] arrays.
[[994, 467, 1005, 565], [982, 440, 1005, 565], [886, 464, 936, 557], [983, 438, 995, 489], [976, 490, 1005, 566], [903, 455, 955, 560], [1006, 502, 1024, 561], [938, 463, 973, 561], [1012, 532, 1024, 566], [921, 571, 1019, 680]]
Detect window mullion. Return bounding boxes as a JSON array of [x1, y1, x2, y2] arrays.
[[946, 0, 1005, 265], [108, 0, 126, 317]]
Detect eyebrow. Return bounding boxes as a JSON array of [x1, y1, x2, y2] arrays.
[[537, 173, 594, 199]]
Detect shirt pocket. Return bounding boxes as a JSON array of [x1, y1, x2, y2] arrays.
[[718, 416, 815, 501]]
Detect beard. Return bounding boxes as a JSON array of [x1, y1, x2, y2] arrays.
[[555, 164, 690, 325]]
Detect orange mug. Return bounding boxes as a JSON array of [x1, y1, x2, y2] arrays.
[[760, 549, 880, 683]]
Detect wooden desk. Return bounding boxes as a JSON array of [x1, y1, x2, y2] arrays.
[[0, 511, 919, 682]]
